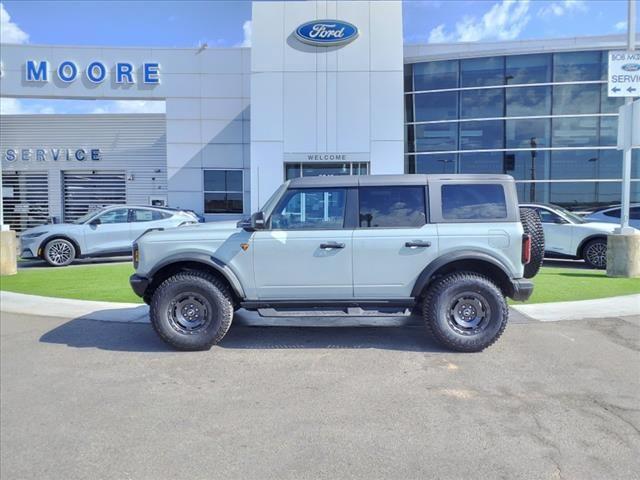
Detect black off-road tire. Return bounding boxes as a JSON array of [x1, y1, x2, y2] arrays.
[[519, 207, 545, 279], [582, 238, 608, 269], [150, 271, 234, 351], [423, 272, 508, 353]]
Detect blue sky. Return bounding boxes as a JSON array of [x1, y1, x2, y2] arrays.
[[1, 0, 637, 114]]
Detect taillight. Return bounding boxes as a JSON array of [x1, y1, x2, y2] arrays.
[[522, 234, 531, 264], [132, 243, 139, 268]]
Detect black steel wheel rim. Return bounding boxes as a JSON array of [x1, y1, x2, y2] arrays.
[[447, 291, 492, 336], [167, 293, 212, 334]]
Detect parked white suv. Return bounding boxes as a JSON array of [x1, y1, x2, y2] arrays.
[[131, 175, 538, 353], [520, 203, 618, 269], [20, 206, 198, 266]]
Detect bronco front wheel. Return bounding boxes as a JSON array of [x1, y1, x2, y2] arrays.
[[423, 272, 508, 352], [150, 271, 234, 351]]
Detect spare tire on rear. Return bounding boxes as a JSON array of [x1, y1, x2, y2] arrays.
[[519, 207, 545, 279]]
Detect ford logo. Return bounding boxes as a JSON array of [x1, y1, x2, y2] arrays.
[[621, 63, 640, 72], [295, 20, 358, 46]]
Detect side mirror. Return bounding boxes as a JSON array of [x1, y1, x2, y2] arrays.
[[237, 212, 266, 231], [90, 217, 101, 226], [251, 211, 266, 230], [554, 218, 567, 224]]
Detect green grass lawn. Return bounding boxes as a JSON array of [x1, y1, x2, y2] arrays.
[[0, 263, 638, 305]]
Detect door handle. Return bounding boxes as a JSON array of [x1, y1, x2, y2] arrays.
[[405, 240, 431, 248], [320, 242, 345, 250]]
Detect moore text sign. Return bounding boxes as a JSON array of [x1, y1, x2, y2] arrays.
[[608, 51, 640, 97]]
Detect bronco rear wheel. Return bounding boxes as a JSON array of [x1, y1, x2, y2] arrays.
[[519, 207, 544, 278], [423, 272, 508, 352], [150, 271, 234, 351]]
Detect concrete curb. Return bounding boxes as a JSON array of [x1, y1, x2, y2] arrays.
[[2, 290, 637, 325], [511, 294, 640, 321]]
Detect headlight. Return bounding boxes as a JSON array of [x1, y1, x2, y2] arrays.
[[22, 231, 47, 239]]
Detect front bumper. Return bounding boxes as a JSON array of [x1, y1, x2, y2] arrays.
[[129, 274, 150, 298], [511, 278, 534, 302]]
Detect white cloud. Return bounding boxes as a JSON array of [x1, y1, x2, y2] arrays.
[[239, 20, 251, 47], [0, 98, 57, 114], [615, 20, 627, 32], [538, 0, 587, 18], [90, 100, 165, 114], [0, 2, 29, 44], [427, 0, 531, 44]]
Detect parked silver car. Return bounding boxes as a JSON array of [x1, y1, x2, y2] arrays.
[[520, 203, 618, 269], [582, 204, 640, 229], [20, 206, 198, 266]]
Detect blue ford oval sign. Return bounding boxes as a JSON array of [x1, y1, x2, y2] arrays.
[[295, 20, 358, 46], [621, 63, 640, 72]]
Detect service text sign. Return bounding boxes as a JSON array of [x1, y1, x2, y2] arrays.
[[608, 50, 640, 97]]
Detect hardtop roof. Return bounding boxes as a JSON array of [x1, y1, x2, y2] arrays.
[[287, 174, 514, 188]]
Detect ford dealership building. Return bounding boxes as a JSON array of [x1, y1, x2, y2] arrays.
[[1, 0, 638, 232]]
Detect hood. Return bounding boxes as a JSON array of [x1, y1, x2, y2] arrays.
[[21, 223, 82, 236], [139, 219, 243, 243], [576, 221, 619, 233]]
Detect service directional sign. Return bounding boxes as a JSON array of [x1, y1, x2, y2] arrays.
[[608, 50, 640, 97]]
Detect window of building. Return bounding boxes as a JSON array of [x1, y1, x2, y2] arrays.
[[413, 60, 458, 91], [553, 51, 601, 82], [284, 163, 368, 180], [415, 123, 458, 152], [506, 85, 551, 116], [204, 170, 243, 214], [458, 152, 504, 174], [552, 83, 600, 115], [599, 116, 618, 146], [405, 95, 414, 123], [460, 57, 505, 87], [414, 91, 458, 122], [506, 118, 551, 149], [415, 153, 457, 174], [459, 120, 504, 150], [552, 117, 599, 147], [270, 188, 346, 230], [441, 184, 507, 220], [359, 186, 426, 228], [600, 83, 626, 113], [460, 88, 504, 119], [505, 54, 552, 84], [503, 150, 550, 181]]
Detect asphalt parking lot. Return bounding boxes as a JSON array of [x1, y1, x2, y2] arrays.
[[1, 312, 639, 480]]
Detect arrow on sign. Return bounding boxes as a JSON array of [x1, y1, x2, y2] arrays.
[[612, 86, 621, 92], [627, 87, 637, 93]]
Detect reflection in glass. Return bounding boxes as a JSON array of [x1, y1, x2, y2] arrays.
[[552, 117, 599, 147], [506, 118, 550, 149], [503, 151, 550, 181], [415, 91, 458, 121], [550, 150, 601, 179], [553, 51, 601, 82], [460, 57, 505, 87], [302, 163, 350, 177], [552, 84, 600, 115], [596, 149, 623, 179], [415, 153, 457, 174], [460, 120, 504, 150], [599, 116, 618, 146], [442, 184, 507, 219], [359, 186, 426, 228], [460, 89, 503, 119], [413, 60, 458, 91], [505, 54, 551, 84], [506, 85, 551, 116], [415, 123, 458, 152], [458, 152, 503, 174]]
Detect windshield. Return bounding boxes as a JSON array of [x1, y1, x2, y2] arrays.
[[72, 208, 106, 224], [260, 182, 289, 218], [555, 206, 587, 224]]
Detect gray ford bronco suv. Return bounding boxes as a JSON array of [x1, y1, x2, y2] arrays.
[[130, 174, 537, 352]]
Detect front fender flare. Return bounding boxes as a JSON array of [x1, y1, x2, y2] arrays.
[[148, 252, 245, 298]]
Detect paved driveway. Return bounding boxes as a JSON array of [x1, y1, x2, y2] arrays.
[[1, 312, 639, 480]]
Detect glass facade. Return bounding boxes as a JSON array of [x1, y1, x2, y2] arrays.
[[405, 50, 639, 210]]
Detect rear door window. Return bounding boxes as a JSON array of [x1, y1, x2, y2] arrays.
[[441, 184, 507, 220], [359, 186, 426, 228]]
